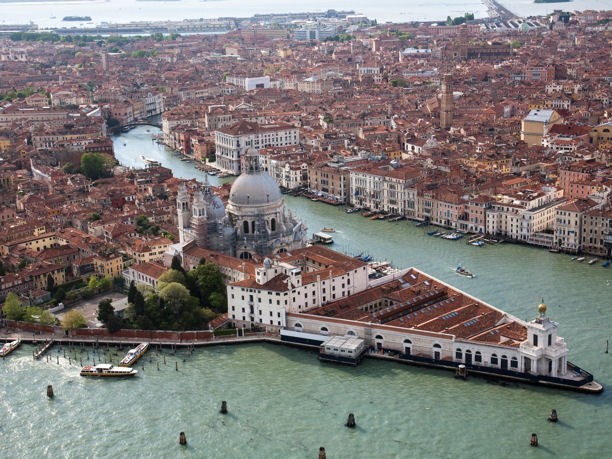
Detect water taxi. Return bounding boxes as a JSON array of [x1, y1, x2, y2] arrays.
[[140, 155, 161, 167], [119, 343, 149, 367], [0, 339, 21, 357], [312, 232, 333, 244], [321, 227, 335, 233], [80, 363, 138, 377]]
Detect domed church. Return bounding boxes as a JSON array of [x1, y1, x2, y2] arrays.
[[177, 148, 307, 259]]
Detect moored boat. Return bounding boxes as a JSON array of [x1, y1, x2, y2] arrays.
[[0, 339, 21, 357], [80, 363, 138, 377], [455, 266, 475, 278], [119, 342, 149, 367], [321, 227, 335, 233], [576, 257, 585, 262], [587, 258, 597, 265]]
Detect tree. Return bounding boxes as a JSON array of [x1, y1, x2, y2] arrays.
[[61, 310, 86, 330], [127, 280, 137, 304], [188, 262, 226, 308], [62, 162, 78, 174], [159, 283, 192, 316], [39, 310, 55, 325], [97, 298, 115, 324], [24, 306, 44, 322], [53, 286, 66, 303], [157, 269, 187, 290], [171, 254, 185, 273], [46, 273, 55, 292], [80, 152, 112, 180], [2, 292, 25, 320]]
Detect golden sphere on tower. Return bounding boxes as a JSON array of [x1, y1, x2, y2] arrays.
[[538, 302, 547, 315]]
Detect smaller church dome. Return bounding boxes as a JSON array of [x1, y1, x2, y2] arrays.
[[206, 194, 226, 220]]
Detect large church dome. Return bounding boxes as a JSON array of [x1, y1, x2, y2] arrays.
[[228, 148, 282, 207], [229, 173, 282, 206]]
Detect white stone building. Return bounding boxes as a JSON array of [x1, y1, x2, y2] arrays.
[[214, 120, 300, 175]]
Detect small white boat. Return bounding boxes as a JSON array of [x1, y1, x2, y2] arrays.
[[576, 257, 586, 262], [141, 155, 161, 167], [321, 227, 335, 233], [588, 258, 597, 265], [119, 343, 149, 367], [0, 339, 21, 357], [455, 266, 475, 278], [80, 363, 138, 377]]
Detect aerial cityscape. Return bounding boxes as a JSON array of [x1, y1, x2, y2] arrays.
[[0, 0, 611, 457]]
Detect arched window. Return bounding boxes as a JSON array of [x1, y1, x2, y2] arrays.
[[474, 351, 482, 363], [346, 330, 356, 336], [510, 357, 518, 369], [491, 354, 498, 366], [375, 334, 384, 340], [270, 218, 276, 232], [251, 221, 256, 233], [455, 348, 463, 360], [375, 334, 384, 350], [403, 338, 412, 344], [243, 220, 249, 234], [294, 322, 303, 331], [239, 252, 252, 260], [320, 326, 329, 336]]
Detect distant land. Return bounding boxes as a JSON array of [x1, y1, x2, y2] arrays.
[[535, 0, 570, 3]]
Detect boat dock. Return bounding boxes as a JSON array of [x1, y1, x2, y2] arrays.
[[33, 340, 54, 359]]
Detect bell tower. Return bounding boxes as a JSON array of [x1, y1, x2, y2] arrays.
[[440, 73, 453, 130], [177, 183, 191, 246]]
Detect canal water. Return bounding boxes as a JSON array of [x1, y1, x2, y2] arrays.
[[2, 126, 610, 458]]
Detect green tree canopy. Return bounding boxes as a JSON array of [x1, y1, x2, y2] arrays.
[[157, 269, 187, 290], [97, 298, 115, 324], [61, 310, 87, 330], [2, 292, 25, 320], [80, 152, 112, 180]]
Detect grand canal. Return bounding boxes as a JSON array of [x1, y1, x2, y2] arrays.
[[1, 126, 610, 458]]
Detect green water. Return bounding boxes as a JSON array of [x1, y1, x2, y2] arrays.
[[3, 126, 609, 458]]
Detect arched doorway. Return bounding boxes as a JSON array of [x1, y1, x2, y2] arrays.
[[465, 349, 472, 365], [501, 355, 508, 370], [375, 334, 384, 350], [433, 343, 441, 360], [403, 338, 412, 356]]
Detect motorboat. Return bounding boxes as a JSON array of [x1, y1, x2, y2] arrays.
[[119, 343, 149, 367], [455, 266, 475, 278]]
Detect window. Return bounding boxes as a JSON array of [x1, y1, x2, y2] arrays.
[[320, 326, 329, 335], [533, 334, 538, 346], [347, 330, 356, 336], [548, 334, 552, 346], [455, 348, 462, 360], [511, 357, 518, 369], [491, 354, 498, 365]]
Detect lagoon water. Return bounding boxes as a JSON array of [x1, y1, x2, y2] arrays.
[[2, 126, 611, 458], [0, 0, 610, 28]]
